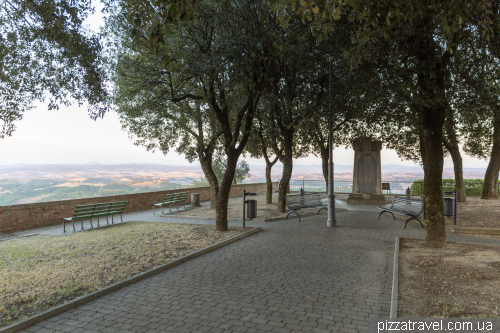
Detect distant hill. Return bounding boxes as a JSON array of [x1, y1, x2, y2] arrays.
[[0, 163, 486, 181]]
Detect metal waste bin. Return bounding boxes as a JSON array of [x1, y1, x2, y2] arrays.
[[246, 200, 257, 219], [443, 197, 455, 217]]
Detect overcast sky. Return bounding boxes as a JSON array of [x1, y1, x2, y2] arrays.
[[0, 6, 490, 169], [0, 103, 489, 168]]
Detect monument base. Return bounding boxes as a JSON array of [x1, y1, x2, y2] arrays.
[[346, 193, 386, 205]]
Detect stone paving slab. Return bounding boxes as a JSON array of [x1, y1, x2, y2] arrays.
[[13, 211, 500, 333]]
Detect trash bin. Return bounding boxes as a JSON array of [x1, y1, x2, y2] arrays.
[[443, 197, 455, 217], [246, 199, 257, 219]]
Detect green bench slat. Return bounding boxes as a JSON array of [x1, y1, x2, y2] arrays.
[[153, 192, 190, 214], [63, 201, 128, 233]]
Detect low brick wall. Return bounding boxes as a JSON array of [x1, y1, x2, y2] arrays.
[[0, 182, 278, 232]]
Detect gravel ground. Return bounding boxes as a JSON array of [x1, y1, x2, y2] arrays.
[[398, 239, 500, 318], [0, 222, 249, 327]]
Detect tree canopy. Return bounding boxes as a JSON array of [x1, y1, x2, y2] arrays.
[[0, 0, 109, 138]]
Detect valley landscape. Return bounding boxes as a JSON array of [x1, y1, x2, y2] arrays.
[[0, 163, 487, 206]]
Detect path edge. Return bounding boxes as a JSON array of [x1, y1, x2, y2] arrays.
[[0, 227, 262, 333], [390, 236, 400, 318]]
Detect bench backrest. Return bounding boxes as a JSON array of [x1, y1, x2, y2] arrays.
[[389, 197, 424, 216], [382, 183, 391, 190], [73, 201, 127, 218], [162, 191, 189, 203], [285, 193, 323, 208]]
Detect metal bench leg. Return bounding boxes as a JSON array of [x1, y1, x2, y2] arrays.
[[64, 220, 66, 233], [80, 220, 84, 231], [120, 213, 124, 223], [317, 207, 327, 215], [176, 202, 180, 211], [89, 217, 94, 229], [97, 217, 100, 228], [286, 211, 301, 222], [378, 211, 395, 220], [153, 206, 156, 215], [106, 215, 110, 225], [403, 217, 425, 229]]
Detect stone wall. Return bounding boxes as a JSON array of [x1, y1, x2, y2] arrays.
[[0, 182, 278, 232]]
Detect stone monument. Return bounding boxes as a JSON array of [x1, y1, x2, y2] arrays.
[[347, 137, 386, 205]]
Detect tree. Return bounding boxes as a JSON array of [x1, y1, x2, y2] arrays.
[[106, 0, 266, 230], [246, 104, 280, 204], [1, 0, 109, 138], [268, 0, 487, 247], [212, 155, 250, 185]]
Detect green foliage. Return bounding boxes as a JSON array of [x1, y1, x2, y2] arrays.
[[212, 156, 250, 185], [410, 179, 498, 196], [191, 177, 209, 187], [1, 0, 109, 138]]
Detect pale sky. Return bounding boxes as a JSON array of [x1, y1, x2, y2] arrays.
[[0, 5, 490, 169], [0, 103, 489, 168]]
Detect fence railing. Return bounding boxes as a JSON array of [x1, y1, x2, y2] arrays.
[[278, 179, 420, 195], [278, 179, 499, 197]]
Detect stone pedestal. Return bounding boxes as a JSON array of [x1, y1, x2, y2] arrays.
[[347, 137, 386, 205], [191, 193, 201, 207]]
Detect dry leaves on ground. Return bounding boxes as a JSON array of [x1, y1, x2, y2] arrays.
[[398, 239, 500, 318]]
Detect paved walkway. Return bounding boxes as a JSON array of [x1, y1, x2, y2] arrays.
[[4, 198, 372, 238], [13, 209, 500, 333]]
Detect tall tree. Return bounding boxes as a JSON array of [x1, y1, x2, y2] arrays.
[[106, 0, 266, 230], [1, 0, 109, 137], [246, 110, 280, 204]]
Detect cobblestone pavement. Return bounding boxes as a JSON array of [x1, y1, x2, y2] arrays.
[[19, 211, 500, 333]]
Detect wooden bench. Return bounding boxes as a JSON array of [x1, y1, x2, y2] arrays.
[[382, 182, 391, 194], [377, 197, 425, 229], [284, 193, 326, 222], [153, 191, 189, 214], [63, 201, 127, 233]]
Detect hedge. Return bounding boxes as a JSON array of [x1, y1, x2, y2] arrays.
[[410, 179, 499, 196]]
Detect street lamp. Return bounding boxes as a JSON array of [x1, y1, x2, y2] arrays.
[[327, 69, 337, 227]]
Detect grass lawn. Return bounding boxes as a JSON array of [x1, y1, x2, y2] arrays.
[[0, 222, 248, 327]]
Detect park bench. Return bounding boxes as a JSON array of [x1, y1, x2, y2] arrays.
[[284, 192, 326, 222], [153, 191, 189, 214], [63, 201, 127, 233], [382, 182, 391, 194], [377, 197, 425, 229]]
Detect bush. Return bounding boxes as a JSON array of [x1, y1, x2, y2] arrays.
[[410, 179, 500, 196]]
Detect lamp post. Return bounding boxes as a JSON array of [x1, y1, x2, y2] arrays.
[[327, 69, 336, 227]]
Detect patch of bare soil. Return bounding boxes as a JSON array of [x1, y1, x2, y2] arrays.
[[445, 197, 500, 229], [173, 193, 329, 220], [398, 239, 500, 318], [0, 222, 249, 328]]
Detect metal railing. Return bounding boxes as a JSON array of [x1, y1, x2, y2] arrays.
[[278, 179, 421, 195], [278, 179, 499, 197]]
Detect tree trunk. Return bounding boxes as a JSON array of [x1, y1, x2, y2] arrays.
[[422, 108, 446, 247], [482, 109, 500, 199], [415, 30, 447, 248], [450, 146, 466, 202], [198, 151, 219, 209], [265, 157, 278, 204], [215, 152, 239, 231], [443, 107, 466, 202], [277, 154, 293, 213], [320, 146, 328, 190]]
